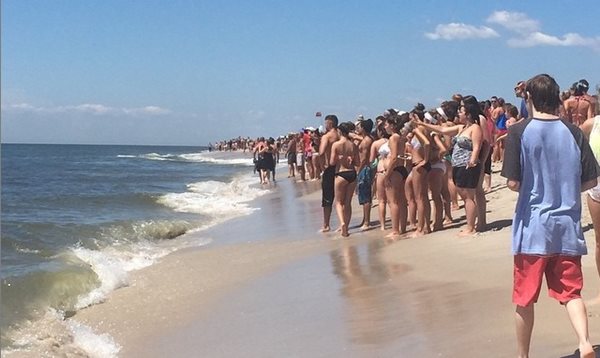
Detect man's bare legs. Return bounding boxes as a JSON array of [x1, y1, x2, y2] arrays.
[[515, 304, 534, 358], [360, 202, 372, 230], [565, 299, 594, 358], [515, 300, 594, 358], [321, 206, 332, 232]]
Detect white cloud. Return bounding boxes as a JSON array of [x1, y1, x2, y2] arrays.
[[2, 103, 171, 116], [425, 23, 499, 40], [507, 32, 600, 50], [487, 10, 600, 52], [425, 10, 600, 53], [486, 10, 540, 35]]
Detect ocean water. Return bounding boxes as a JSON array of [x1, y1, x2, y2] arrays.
[[1, 144, 269, 356]]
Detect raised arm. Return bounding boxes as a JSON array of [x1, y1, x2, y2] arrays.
[[418, 122, 462, 136]]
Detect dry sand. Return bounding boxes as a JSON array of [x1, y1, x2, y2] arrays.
[[68, 164, 600, 357]]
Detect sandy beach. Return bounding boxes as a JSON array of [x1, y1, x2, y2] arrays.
[[54, 161, 600, 357]]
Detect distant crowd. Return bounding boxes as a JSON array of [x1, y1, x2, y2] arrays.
[[210, 75, 600, 356]]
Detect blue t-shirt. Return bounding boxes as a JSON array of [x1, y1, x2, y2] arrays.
[[501, 118, 598, 256], [519, 99, 529, 119]]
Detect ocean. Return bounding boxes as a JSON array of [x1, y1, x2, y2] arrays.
[[1, 144, 269, 356]]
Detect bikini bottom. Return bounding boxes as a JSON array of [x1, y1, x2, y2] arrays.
[[392, 166, 409, 180], [336, 170, 357, 183]]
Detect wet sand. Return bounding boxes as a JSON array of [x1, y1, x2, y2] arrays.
[[73, 162, 600, 357]]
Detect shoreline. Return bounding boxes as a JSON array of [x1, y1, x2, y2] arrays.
[[14, 161, 600, 357]]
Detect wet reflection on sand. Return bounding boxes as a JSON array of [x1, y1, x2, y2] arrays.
[[328, 238, 509, 356]]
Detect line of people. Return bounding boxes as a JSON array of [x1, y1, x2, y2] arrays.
[[314, 79, 598, 240]]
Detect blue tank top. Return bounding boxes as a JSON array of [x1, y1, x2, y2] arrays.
[[496, 113, 508, 130]]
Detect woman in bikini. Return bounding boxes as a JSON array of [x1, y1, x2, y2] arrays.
[[383, 113, 409, 238], [433, 103, 456, 225], [330, 122, 360, 237], [369, 121, 390, 231], [404, 131, 417, 230], [424, 110, 449, 231], [565, 81, 594, 125], [417, 99, 483, 236], [440, 101, 460, 212], [407, 106, 432, 236]]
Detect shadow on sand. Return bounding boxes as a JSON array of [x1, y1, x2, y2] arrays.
[[559, 345, 600, 358]]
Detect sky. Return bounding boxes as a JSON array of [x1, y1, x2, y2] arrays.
[[2, 0, 599, 146]]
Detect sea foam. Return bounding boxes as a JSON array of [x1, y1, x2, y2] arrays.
[[157, 174, 269, 221], [118, 151, 254, 166]]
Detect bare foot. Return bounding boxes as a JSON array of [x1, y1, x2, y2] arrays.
[[320, 226, 331, 233], [341, 224, 349, 237], [443, 218, 453, 226], [360, 224, 370, 231], [432, 224, 444, 232], [476, 224, 487, 232], [579, 342, 595, 358], [380, 225, 386, 231], [411, 230, 426, 238], [335, 227, 342, 233], [385, 231, 401, 238], [457, 229, 476, 237], [451, 203, 459, 211]]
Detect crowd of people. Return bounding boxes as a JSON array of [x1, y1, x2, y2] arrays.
[[241, 74, 600, 358]]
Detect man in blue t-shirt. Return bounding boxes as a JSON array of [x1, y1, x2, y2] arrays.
[[502, 74, 598, 358], [514, 81, 529, 120]]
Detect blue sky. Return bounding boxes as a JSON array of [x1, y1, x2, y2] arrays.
[[2, 0, 599, 145]]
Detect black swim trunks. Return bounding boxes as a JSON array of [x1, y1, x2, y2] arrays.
[[322, 166, 336, 207]]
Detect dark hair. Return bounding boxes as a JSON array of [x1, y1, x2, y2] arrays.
[[338, 121, 355, 137], [525, 74, 560, 114], [325, 114, 339, 128], [461, 95, 482, 125], [442, 100, 459, 122], [384, 115, 400, 131], [376, 122, 390, 139], [411, 103, 425, 120], [506, 104, 518, 118], [358, 118, 374, 134], [574, 80, 589, 96], [398, 112, 410, 128], [452, 93, 463, 103], [383, 108, 398, 118]]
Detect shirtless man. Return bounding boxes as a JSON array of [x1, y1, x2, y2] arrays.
[[354, 119, 374, 229], [319, 114, 340, 232]]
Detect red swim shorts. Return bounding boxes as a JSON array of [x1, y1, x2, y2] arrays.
[[513, 254, 583, 307]]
